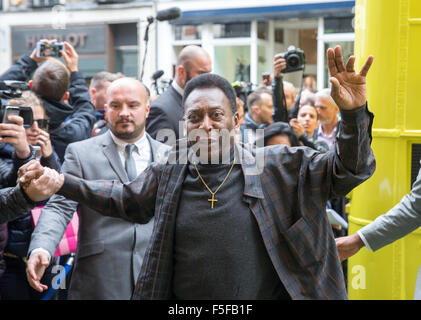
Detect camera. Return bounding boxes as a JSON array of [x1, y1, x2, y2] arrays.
[[281, 46, 306, 73], [0, 80, 33, 128], [36, 42, 64, 58]]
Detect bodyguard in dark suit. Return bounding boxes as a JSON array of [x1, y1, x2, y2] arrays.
[[146, 45, 211, 142], [21, 46, 376, 300]]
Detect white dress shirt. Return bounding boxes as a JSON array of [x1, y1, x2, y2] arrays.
[[109, 131, 152, 176], [172, 80, 184, 97]]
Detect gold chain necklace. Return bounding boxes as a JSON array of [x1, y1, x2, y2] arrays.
[[193, 162, 235, 209]]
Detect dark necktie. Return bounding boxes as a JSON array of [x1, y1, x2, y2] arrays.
[[125, 144, 137, 181]]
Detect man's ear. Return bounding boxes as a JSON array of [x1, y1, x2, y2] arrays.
[[232, 111, 240, 130], [145, 103, 151, 119], [251, 104, 260, 116], [62, 91, 70, 102], [29, 80, 33, 90], [177, 65, 186, 87], [89, 88, 96, 105]]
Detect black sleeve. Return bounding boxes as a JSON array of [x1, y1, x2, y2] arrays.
[[0, 55, 38, 81], [40, 150, 62, 172], [57, 71, 96, 143], [146, 105, 175, 142], [0, 185, 35, 224], [0, 146, 34, 188], [272, 76, 289, 123]]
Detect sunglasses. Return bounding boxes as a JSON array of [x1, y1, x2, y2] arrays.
[[32, 119, 50, 131]]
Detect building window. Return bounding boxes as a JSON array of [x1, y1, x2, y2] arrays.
[[174, 25, 202, 41], [257, 21, 269, 40], [213, 22, 251, 38], [274, 28, 284, 44], [324, 17, 354, 34]]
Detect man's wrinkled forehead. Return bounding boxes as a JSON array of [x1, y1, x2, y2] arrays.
[[183, 86, 229, 111]]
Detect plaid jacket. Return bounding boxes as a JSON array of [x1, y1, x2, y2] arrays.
[[60, 105, 375, 300]]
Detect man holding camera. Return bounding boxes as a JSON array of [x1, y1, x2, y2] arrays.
[[0, 39, 96, 162]]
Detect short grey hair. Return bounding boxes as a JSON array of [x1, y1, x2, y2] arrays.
[[315, 88, 337, 106]]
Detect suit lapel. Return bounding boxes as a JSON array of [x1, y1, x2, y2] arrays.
[[101, 132, 128, 183]]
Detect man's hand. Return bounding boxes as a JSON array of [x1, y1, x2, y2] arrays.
[[61, 41, 79, 73], [0, 115, 31, 159], [327, 45, 374, 110], [335, 233, 365, 262], [26, 250, 50, 292], [18, 160, 64, 201], [289, 118, 305, 137], [273, 54, 287, 78]]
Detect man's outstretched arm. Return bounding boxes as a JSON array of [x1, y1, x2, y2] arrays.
[[336, 169, 421, 261], [19, 160, 159, 224]]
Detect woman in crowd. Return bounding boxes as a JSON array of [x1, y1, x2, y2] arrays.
[[289, 104, 329, 153], [0, 91, 60, 300]]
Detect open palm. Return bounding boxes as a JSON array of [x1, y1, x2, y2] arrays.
[[327, 46, 374, 110]]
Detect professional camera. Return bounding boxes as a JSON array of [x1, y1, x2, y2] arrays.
[[0, 80, 33, 128], [281, 45, 306, 73]]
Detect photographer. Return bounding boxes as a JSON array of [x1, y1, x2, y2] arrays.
[[0, 39, 96, 162], [272, 47, 305, 123]]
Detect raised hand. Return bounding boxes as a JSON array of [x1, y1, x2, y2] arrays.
[[61, 41, 79, 73], [273, 54, 287, 78], [0, 115, 31, 159], [36, 129, 53, 158], [327, 46, 374, 110]]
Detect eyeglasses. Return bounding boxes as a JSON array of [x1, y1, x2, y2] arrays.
[[32, 119, 49, 131]]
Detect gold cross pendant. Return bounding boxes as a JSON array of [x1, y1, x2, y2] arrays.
[[208, 194, 218, 209]]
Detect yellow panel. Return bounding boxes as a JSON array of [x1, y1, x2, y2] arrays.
[[405, 25, 421, 131], [349, 0, 421, 299], [409, 0, 421, 19]]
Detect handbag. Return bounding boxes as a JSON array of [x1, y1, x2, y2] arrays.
[[31, 206, 79, 257]]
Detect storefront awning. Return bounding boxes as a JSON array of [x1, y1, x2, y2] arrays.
[[170, 1, 355, 25]]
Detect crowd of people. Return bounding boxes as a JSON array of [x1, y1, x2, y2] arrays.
[[0, 38, 377, 300]]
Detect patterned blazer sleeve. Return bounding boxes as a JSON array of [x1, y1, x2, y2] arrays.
[[58, 163, 161, 224], [0, 185, 35, 224], [298, 104, 375, 202]]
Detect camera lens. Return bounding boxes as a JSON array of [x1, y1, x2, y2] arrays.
[[287, 54, 300, 68]]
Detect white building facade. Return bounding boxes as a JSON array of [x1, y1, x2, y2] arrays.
[[0, 0, 355, 90], [155, 0, 356, 91]]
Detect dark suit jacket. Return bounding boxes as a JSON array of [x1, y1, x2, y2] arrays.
[[146, 85, 183, 142], [59, 105, 376, 300]]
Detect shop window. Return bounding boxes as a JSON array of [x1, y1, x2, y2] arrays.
[[174, 25, 202, 41], [214, 45, 250, 82], [213, 22, 251, 38], [324, 17, 354, 34]]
